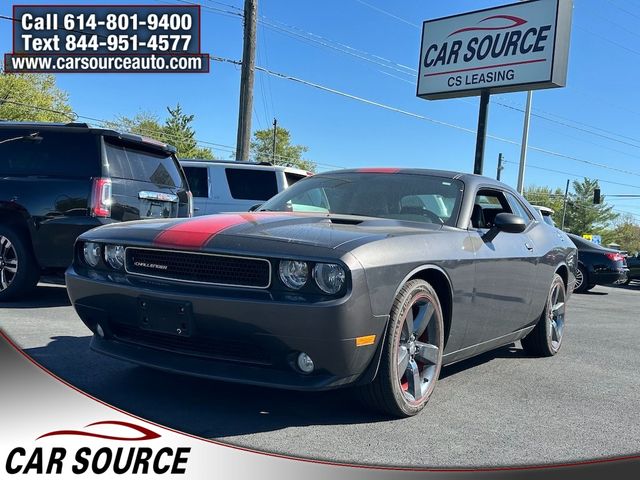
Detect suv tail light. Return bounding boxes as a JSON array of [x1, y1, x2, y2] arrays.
[[605, 252, 624, 262], [186, 190, 194, 217], [91, 178, 112, 218]]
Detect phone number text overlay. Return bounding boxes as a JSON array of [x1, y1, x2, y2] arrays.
[[7, 4, 210, 73]]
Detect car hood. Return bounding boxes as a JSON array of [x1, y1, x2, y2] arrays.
[[83, 212, 442, 251]]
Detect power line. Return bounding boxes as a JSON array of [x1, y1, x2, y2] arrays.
[[576, 25, 640, 57], [603, 0, 640, 21], [194, 0, 640, 158], [503, 160, 640, 191], [205, 57, 640, 178], [0, 99, 77, 122], [353, 0, 420, 28]]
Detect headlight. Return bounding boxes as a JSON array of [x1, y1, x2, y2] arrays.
[[313, 263, 346, 294], [83, 242, 101, 267], [279, 260, 309, 290], [104, 245, 125, 270]]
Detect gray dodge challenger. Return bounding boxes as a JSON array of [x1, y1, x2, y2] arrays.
[[66, 168, 577, 417]]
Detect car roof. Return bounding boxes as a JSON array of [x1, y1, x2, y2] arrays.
[[179, 159, 310, 175], [320, 168, 513, 189], [532, 205, 555, 215], [0, 121, 177, 154]]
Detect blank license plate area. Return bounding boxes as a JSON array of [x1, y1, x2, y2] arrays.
[[140, 200, 175, 219], [137, 297, 192, 337]]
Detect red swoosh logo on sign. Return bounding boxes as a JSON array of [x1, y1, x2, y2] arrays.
[[37, 420, 161, 441], [448, 15, 527, 37]]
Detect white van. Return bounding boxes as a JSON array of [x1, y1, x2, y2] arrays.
[[179, 160, 311, 215]]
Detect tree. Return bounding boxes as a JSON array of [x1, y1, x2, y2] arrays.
[[602, 216, 640, 253], [523, 185, 565, 216], [111, 104, 214, 159], [251, 126, 314, 171], [563, 178, 617, 235], [0, 72, 74, 122], [162, 104, 214, 159]]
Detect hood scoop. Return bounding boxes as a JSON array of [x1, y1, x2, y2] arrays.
[[327, 217, 363, 225]]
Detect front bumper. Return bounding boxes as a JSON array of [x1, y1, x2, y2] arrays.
[[65, 267, 386, 391]]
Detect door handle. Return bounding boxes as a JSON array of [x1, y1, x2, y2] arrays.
[[525, 243, 534, 251]]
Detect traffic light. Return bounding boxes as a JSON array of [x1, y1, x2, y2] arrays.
[[593, 188, 601, 204]]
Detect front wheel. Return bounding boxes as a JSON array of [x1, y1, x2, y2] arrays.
[[521, 273, 566, 357], [358, 279, 444, 417]]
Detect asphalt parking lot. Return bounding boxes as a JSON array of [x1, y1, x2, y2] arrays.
[[1, 282, 639, 467]]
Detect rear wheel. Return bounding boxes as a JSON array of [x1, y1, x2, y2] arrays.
[[358, 279, 444, 417], [573, 264, 589, 293], [0, 226, 40, 301], [522, 273, 566, 357]]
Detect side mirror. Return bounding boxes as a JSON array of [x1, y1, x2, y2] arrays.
[[494, 212, 526, 233], [248, 203, 262, 212]]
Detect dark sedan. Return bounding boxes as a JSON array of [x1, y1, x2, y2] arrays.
[[567, 234, 628, 293], [66, 169, 576, 417], [624, 253, 640, 285]]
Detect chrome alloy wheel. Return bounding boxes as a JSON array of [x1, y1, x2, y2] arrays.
[[548, 281, 566, 350], [395, 295, 441, 404], [574, 267, 584, 291], [0, 235, 18, 292]]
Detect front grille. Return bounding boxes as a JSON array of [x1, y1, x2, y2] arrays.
[[125, 248, 271, 288], [110, 322, 271, 365]]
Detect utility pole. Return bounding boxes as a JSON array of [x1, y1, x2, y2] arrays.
[[271, 118, 277, 163], [516, 90, 532, 194], [561, 178, 570, 231], [496, 153, 504, 181], [235, 0, 257, 161]]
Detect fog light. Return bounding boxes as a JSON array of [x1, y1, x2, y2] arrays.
[[96, 324, 105, 338], [297, 352, 314, 374]]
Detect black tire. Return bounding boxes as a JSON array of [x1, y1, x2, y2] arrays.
[[573, 264, 589, 293], [358, 279, 444, 417], [0, 226, 40, 301], [522, 274, 566, 357]]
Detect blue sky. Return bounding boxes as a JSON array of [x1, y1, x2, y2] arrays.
[[2, 0, 639, 220]]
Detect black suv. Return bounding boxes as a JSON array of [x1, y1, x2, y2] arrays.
[[0, 122, 192, 300]]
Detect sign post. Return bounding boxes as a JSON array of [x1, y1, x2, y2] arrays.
[[416, 0, 573, 175], [474, 90, 490, 175]]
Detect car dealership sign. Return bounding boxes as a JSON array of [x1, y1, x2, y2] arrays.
[[417, 0, 573, 100]]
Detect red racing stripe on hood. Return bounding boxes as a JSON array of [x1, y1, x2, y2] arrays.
[[153, 214, 250, 249], [153, 213, 294, 249]]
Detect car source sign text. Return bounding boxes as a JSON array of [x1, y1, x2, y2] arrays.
[[417, 0, 573, 100]]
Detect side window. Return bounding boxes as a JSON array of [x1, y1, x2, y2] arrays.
[[472, 189, 512, 229], [506, 193, 532, 224], [285, 172, 305, 187], [225, 168, 278, 200], [288, 187, 330, 213], [183, 166, 209, 198], [0, 130, 100, 178]]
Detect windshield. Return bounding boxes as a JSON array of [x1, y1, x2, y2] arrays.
[[259, 172, 464, 226]]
